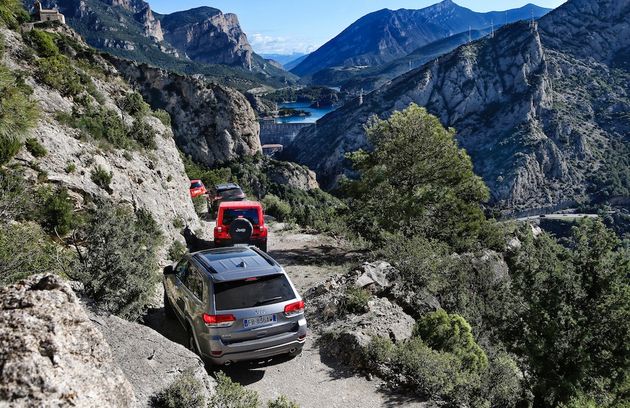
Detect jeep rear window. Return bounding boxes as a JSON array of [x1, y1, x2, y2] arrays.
[[191, 181, 203, 188], [213, 274, 295, 310], [221, 208, 259, 225]]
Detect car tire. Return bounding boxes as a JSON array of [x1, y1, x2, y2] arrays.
[[259, 241, 268, 252], [187, 325, 200, 356], [164, 291, 175, 318]]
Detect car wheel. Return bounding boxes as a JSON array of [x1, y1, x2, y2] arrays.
[[188, 326, 200, 356], [163, 291, 175, 318], [259, 242, 268, 252]]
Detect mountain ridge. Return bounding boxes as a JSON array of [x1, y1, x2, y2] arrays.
[[291, 1, 550, 79]]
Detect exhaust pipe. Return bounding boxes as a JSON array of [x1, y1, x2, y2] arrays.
[[289, 348, 297, 354], [224, 360, 232, 366]]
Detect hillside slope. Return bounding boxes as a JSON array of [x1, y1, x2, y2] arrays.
[[291, 1, 549, 79], [285, 0, 630, 214]]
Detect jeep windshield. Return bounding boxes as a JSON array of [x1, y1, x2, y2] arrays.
[[213, 274, 295, 310], [222, 208, 259, 225]]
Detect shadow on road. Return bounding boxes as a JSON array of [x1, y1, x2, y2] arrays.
[[268, 244, 364, 267], [143, 307, 188, 347]]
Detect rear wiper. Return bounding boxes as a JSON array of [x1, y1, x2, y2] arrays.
[[253, 296, 283, 306]]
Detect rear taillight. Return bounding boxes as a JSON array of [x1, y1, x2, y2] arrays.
[[203, 313, 236, 328], [284, 300, 305, 317], [216, 226, 223, 233]]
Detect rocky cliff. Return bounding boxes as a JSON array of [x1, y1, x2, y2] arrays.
[[110, 58, 261, 168], [291, 1, 550, 79], [158, 7, 253, 68], [2, 25, 200, 245], [286, 0, 630, 213], [0, 275, 136, 407]]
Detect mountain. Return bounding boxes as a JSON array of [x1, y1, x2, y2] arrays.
[[284, 54, 309, 70], [261, 53, 307, 66], [312, 28, 493, 91], [30, 0, 296, 89], [285, 0, 630, 214], [291, 1, 550, 79]]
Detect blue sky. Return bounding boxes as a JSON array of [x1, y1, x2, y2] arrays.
[[150, 0, 567, 55]]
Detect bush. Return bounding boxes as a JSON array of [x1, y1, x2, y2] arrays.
[[65, 162, 76, 173], [35, 55, 85, 97], [168, 240, 187, 261], [0, 0, 30, 28], [37, 187, 76, 236], [130, 118, 157, 149], [73, 202, 162, 320], [267, 395, 299, 408], [0, 169, 31, 221], [57, 105, 132, 149], [0, 135, 22, 166], [0, 222, 75, 286], [208, 371, 259, 408], [91, 165, 113, 192], [153, 109, 171, 127], [340, 286, 371, 314], [152, 370, 206, 408], [262, 194, 291, 221], [25, 138, 47, 157], [414, 309, 488, 372], [119, 92, 149, 117], [192, 195, 207, 215], [24, 30, 59, 57], [0, 65, 39, 143]]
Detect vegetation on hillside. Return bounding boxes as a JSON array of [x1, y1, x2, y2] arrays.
[[335, 105, 630, 407]]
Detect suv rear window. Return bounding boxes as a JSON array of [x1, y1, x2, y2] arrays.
[[213, 274, 295, 310], [191, 181, 203, 188], [221, 208, 259, 225]]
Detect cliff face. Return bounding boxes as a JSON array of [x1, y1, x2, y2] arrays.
[[111, 58, 261, 168], [159, 7, 253, 68], [286, 0, 630, 213], [2, 26, 200, 245]]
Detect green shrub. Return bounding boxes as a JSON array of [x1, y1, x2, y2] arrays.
[[341, 286, 371, 314], [37, 187, 76, 236], [73, 202, 162, 320], [172, 217, 185, 229], [192, 195, 207, 215], [0, 0, 30, 29], [119, 92, 149, 117], [0, 222, 75, 286], [0, 135, 22, 166], [414, 310, 488, 372], [0, 65, 39, 142], [183, 155, 234, 188], [25, 138, 47, 157], [65, 162, 76, 173], [267, 395, 299, 408], [0, 169, 31, 221], [25, 30, 59, 57], [91, 165, 113, 192], [364, 336, 395, 369], [168, 240, 187, 261], [35, 55, 85, 97], [209, 372, 259, 408], [483, 353, 524, 408], [130, 118, 157, 149], [152, 370, 206, 408], [262, 194, 291, 221], [153, 109, 171, 127]]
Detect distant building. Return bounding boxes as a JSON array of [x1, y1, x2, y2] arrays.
[[32, 1, 65, 25]]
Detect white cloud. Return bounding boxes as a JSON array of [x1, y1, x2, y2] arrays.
[[249, 33, 317, 55]]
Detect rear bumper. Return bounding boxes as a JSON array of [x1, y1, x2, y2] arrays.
[[198, 318, 307, 365], [214, 237, 267, 247]]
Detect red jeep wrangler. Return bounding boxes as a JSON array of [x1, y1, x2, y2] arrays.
[[213, 201, 268, 252]]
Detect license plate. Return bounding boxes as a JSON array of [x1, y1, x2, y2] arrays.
[[243, 314, 277, 328]]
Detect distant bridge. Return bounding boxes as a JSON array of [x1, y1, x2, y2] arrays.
[[259, 120, 312, 146]]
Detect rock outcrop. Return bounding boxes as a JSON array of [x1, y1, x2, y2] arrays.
[[0, 275, 135, 407], [286, 0, 630, 214], [2, 27, 200, 246], [91, 314, 216, 407], [111, 58, 261, 168], [159, 7, 253, 68]]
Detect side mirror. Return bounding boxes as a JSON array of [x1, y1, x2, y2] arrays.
[[163, 265, 174, 275]]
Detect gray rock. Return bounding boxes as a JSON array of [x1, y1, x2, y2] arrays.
[[111, 58, 262, 169], [0, 275, 135, 407], [355, 261, 393, 290], [91, 314, 215, 407]]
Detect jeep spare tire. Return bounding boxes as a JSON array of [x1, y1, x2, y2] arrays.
[[229, 218, 253, 243]]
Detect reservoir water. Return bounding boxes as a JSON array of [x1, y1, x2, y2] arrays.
[[275, 102, 335, 124]]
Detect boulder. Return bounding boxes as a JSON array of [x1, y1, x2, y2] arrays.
[[0, 275, 135, 407], [90, 314, 216, 407], [355, 261, 393, 290]]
